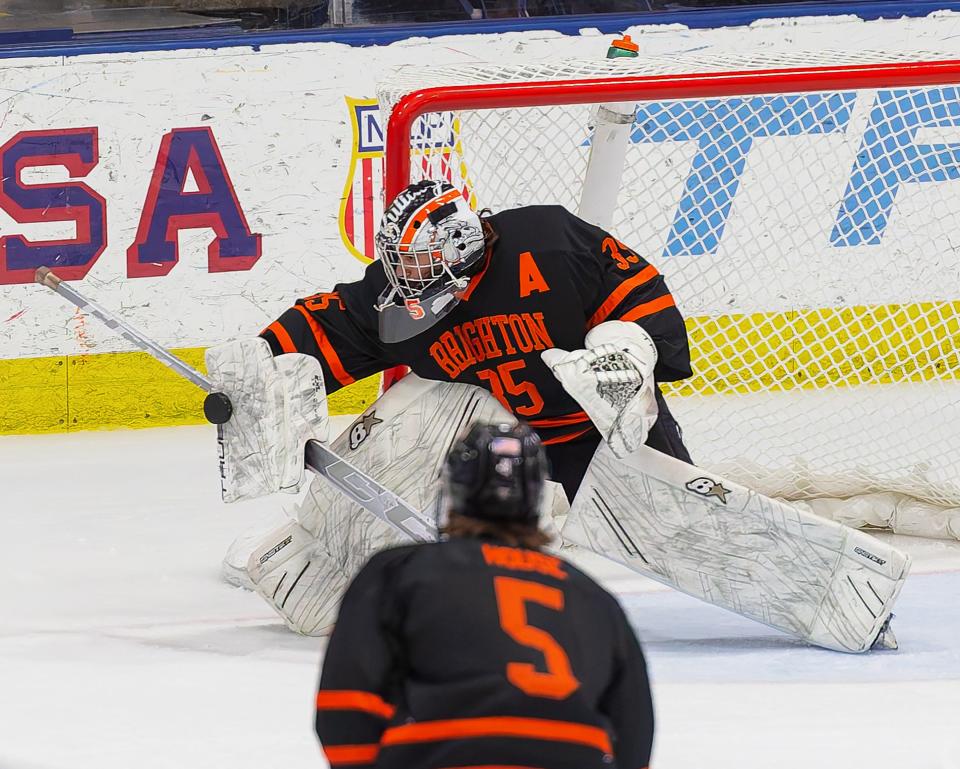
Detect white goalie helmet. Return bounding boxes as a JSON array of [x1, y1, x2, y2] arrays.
[[375, 180, 486, 343]]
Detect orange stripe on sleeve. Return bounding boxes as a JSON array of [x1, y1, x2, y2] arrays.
[[587, 265, 659, 328], [264, 320, 297, 354], [293, 305, 356, 387], [316, 690, 396, 720], [618, 293, 677, 323], [323, 744, 380, 766], [381, 716, 612, 754]]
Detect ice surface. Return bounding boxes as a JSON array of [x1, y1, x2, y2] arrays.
[[2, 424, 958, 769]]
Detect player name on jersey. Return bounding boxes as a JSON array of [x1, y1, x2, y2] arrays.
[[481, 542, 568, 580]]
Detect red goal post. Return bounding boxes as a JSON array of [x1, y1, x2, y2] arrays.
[[384, 57, 960, 203]]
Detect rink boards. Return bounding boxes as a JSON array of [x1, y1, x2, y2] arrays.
[[4, 9, 960, 431]]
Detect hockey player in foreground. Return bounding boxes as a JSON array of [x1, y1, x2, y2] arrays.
[[315, 421, 655, 769], [206, 180, 909, 652]]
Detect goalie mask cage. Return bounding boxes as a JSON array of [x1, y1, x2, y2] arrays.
[[377, 51, 960, 512]]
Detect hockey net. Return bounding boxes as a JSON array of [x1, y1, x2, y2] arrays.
[[376, 51, 960, 522]]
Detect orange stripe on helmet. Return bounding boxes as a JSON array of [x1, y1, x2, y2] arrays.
[[398, 188, 463, 248]]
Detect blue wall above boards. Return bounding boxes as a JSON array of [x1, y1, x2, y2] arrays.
[[1, 1, 960, 60]]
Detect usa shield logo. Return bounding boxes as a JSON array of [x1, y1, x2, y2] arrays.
[[339, 96, 475, 263]]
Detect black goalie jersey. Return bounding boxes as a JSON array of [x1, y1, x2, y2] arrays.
[[260, 205, 692, 446], [315, 538, 655, 769]]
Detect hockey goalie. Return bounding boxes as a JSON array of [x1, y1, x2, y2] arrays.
[[206, 180, 908, 652]]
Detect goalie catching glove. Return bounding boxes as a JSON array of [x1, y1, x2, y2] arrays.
[[205, 338, 329, 502], [541, 321, 659, 458]]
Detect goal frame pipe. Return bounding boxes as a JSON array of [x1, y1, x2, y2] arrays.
[[383, 58, 960, 203], [378, 57, 960, 389]]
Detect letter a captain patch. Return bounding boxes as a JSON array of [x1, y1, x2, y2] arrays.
[[339, 96, 476, 264], [519, 251, 549, 297]]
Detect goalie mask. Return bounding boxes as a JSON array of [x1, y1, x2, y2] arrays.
[[375, 180, 486, 343], [442, 421, 548, 526]]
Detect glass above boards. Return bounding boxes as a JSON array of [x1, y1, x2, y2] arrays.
[[0, 0, 862, 37]]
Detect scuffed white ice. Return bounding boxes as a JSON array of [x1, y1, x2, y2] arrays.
[[2, 424, 958, 769]]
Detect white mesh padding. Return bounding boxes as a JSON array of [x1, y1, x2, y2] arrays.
[[377, 51, 960, 508]]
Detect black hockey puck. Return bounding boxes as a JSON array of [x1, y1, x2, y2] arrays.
[[203, 392, 233, 425]]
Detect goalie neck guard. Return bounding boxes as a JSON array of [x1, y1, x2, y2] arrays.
[[443, 421, 548, 526], [375, 180, 485, 343]]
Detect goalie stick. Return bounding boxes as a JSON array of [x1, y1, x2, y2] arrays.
[[35, 267, 437, 543]]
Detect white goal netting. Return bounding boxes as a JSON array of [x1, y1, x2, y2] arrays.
[[377, 51, 960, 512]]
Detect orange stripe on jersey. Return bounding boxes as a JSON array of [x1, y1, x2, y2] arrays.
[[264, 320, 297, 353], [381, 716, 612, 755], [619, 293, 677, 323], [587, 265, 660, 329], [542, 426, 595, 446], [323, 743, 380, 765], [316, 690, 396, 720], [293, 305, 356, 387], [529, 411, 589, 428]]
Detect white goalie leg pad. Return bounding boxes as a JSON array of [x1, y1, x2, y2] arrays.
[[793, 493, 960, 541], [205, 338, 328, 503], [540, 480, 571, 542], [295, 374, 515, 535], [241, 375, 514, 634], [563, 443, 911, 652], [221, 504, 296, 589], [541, 320, 658, 458], [246, 518, 344, 636]]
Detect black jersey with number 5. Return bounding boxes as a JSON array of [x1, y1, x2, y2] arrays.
[[261, 205, 691, 445], [315, 538, 655, 769]]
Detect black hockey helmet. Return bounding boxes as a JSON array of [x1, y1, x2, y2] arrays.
[[443, 421, 548, 525]]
